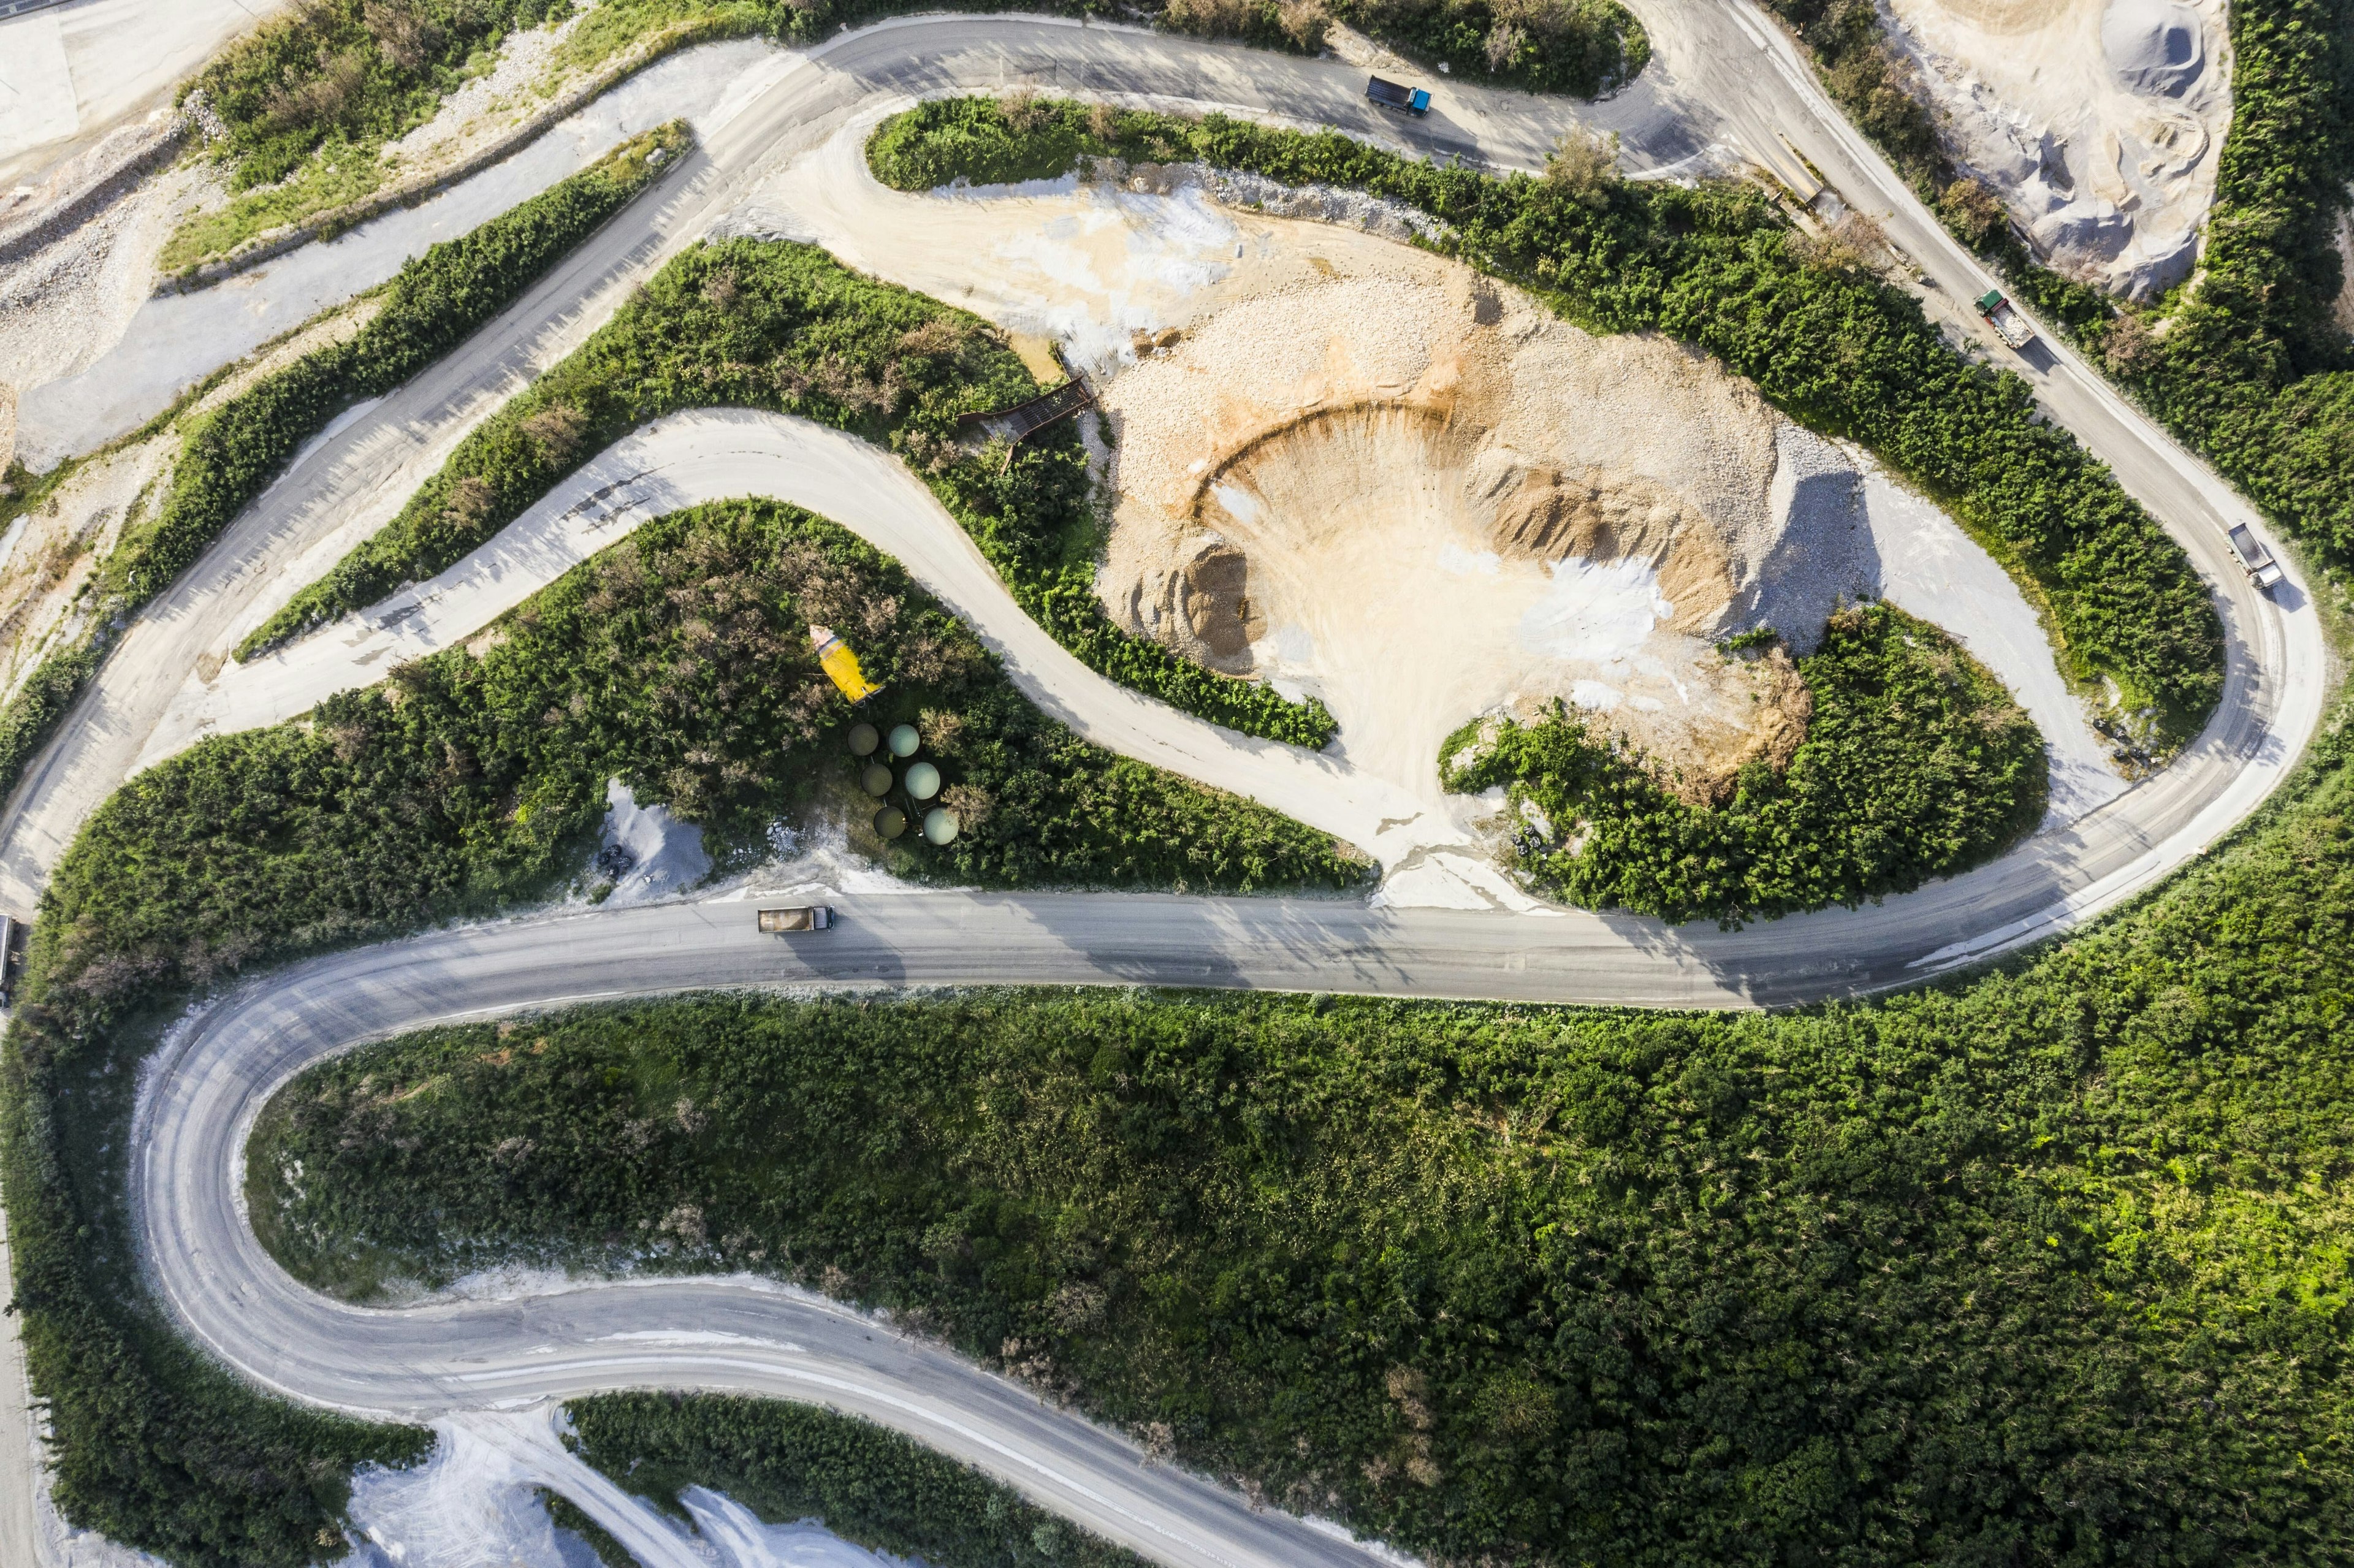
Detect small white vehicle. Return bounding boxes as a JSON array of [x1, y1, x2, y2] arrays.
[[757, 905, 834, 934], [2227, 523, 2286, 590]]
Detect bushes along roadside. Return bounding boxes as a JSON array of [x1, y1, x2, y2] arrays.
[[565, 1393, 1154, 1568], [172, 0, 1645, 270], [1441, 605, 2048, 923], [109, 122, 690, 607], [241, 237, 1340, 748], [0, 124, 685, 818], [0, 492, 1350, 1562]]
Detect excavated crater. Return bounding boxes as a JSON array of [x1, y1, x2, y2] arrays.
[[1099, 260, 1880, 807]]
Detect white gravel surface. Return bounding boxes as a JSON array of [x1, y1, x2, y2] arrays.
[[0, 0, 291, 188], [599, 778, 714, 904], [1878, 0, 2233, 297], [11, 37, 791, 470]]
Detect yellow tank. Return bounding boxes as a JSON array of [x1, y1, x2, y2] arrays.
[[810, 624, 883, 703]]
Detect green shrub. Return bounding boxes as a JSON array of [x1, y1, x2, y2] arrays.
[[0, 645, 100, 809], [189, 0, 576, 193], [866, 97, 2225, 742], [1156, 0, 1645, 97], [566, 1394, 1153, 1568], [1442, 604, 2048, 923], [1, 1006, 429, 1567], [248, 688, 2354, 1563], [245, 237, 1338, 748], [107, 123, 688, 612]]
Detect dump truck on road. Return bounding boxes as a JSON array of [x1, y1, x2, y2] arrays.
[[758, 905, 834, 934], [1975, 289, 2036, 349], [1366, 75, 1431, 115], [2228, 523, 2286, 590]]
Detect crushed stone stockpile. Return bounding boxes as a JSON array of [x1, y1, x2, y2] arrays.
[[1097, 249, 1880, 806], [1880, 0, 2233, 299]]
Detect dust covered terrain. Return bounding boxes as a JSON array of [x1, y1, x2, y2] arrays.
[[1879, 0, 2233, 297]]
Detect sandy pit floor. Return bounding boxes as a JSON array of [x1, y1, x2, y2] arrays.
[[1880, 0, 2232, 298], [1095, 263, 1880, 805]]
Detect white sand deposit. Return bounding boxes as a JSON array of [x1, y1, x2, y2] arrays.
[[1880, 0, 2233, 297], [345, 1406, 902, 1568]]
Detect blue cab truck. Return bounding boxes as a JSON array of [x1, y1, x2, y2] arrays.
[[1366, 75, 1432, 115]]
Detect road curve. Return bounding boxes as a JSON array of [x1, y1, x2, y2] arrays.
[[0, 13, 1684, 916], [139, 924, 1404, 1568]]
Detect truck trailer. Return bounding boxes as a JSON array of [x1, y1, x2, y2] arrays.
[[1366, 76, 1431, 115], [2228, 523, 2286, 590]]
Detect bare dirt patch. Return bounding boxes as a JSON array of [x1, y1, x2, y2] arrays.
[[2336, 196, 2354, 340], [1880, 0, 2233, 297], [1098, 255, 1878, 803]]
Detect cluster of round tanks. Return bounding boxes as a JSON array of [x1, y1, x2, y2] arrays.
[[847, 722, 960, 844]]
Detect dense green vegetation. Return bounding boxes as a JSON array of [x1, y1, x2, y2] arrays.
[[1160, 0, 1645, 97], [867, 97, 2224, 744], [566, 1393, 1154, 1568], [0, 493, 1348, 1567], [1442, 605, 2047, 924], [244, 235, 1338, 747], [253, 673, 2354, 1562]]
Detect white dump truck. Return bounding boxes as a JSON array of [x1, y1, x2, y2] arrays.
[[2228, 523, 2286, 590], [758, 906, 835, 934]]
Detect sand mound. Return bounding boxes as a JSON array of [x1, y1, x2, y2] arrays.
[[1880, 0, 2231, 298], [1099, 253, 1878, 803]]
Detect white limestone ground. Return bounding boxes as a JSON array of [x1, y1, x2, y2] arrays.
[[9, 36, 791, 472], [345, 1406, 906, 1568], [1878, 0, 2234, 299], [598, 779, 714, 905], [0, 0, 292, 189]]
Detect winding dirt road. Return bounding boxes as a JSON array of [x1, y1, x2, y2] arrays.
[[0, 7, 2336, 1566]]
